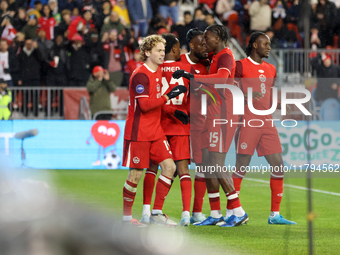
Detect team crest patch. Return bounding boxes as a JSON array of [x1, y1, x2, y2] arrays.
[[240, 142, 247, 149], [133, 157, 140, 164], [259, 74, 266, 82], [136, 84, 144, 94]]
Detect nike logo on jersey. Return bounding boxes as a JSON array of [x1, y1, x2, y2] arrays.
[[258, 70, 264, 73]]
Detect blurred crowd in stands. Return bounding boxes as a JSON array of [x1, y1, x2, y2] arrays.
[[1, 0, 340, 88]]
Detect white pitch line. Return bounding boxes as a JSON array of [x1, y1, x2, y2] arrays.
[[245, 178, 340, 197]]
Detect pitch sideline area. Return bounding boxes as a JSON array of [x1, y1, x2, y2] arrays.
[[47, 170, 340, 255]]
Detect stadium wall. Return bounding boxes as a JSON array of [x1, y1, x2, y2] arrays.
[[0, 120, 339, 170]]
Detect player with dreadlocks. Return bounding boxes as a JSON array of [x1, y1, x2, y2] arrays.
[[173, 24, 249, 227], [230, 31, 296, 225]]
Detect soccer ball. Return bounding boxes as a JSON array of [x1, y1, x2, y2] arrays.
[[102, 151, 121, 169]]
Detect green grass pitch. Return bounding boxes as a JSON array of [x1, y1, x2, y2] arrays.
[[46, 170, 340, 255]]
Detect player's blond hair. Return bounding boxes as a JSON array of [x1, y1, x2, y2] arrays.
[[140, 35, 166, 62]]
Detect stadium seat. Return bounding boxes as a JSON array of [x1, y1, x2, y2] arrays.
[[320, 98, 340, 120]]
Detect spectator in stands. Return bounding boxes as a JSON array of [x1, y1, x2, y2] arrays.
[[87, 31, 104, 69], [55, 9, 71, 38], [265, 28, 280, 48], [125, 48, 142, 77], [67, 5, 96, 41], [49, 0, 60, 20], [199, 0, 217, 11], [12, 7, 27, 32], [0, 0, 8, 17], [0, 78, 11, 120], [87, 65, 116, 120], [205, 13, 216, 26], [193, 8, 208, 31], [0, 39, 13, 86], [8, 33, 23, 86], [158, 0, 179, 24], [287, 0, 300, 26], [27, 1, 42, 19], [315, 0, 336, 48], [171, 11, 196, 51], [21, 15, 38, 40], [66, 34, 91, 86], [38, 4, 57, 40], [47, 34, 68, 87], [271, 0, 289, 41], [102, 29, 126, 87], [100, 11, 126, 40], [0, 14, 17, 45], [18, 39, 43, 116], [148, 14, 169, 35], [113, 0, 131, 27], [249, 0, 271, 32], [37, 28, 53, 84], [310, 52, 340, 105], [97, 0, 111, 29], [127, 0, 153, 38], [216, 0, 236, 22]]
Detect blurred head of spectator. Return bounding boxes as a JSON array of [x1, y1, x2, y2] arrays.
[[322, 53, 332, 68], [184, 11, 193, 25], [14, 32, 25, 43], [194, 8, 205, 21], [82, 6, 93, 22], [109, 29, 118, 42], [17, 7, 27, 21], [72, 34, 84, 50], [61, 9, 71, 24], [92, 65, 104, 80], [42, 4, 52, 18], [102, 1, 112, 15], [133, 48, 140, 62], [110, 11, 120, 23], [49, 0, 58, 15], [28, 15, 38, 26], [0, 0, 8, 13], [71, 7, 80, 21], [37, 28, 46, 41], [34, 1, 43, 12], [24, 39, 34, 51], [205, 14, 216, 26], [0, 39, 8, 53], [55, 33, 63, 46], [90, 31, 99, 43]]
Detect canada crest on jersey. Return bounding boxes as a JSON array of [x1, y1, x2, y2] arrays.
[[259, 74, 266, 82]]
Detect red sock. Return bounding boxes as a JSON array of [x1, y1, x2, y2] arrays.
[[232, 170, 245, 194], [123, 180, 137, 216], [208, 190, 221, 211], [192, 174, 206, 213], [143, 169, 157, 205], [226, 190, 242, 209], [152, 175, 172, 211], [270, 178, 283, 212], [179, 174, 192, 212]]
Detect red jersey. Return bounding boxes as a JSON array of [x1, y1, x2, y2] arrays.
[[38, 16, 56, 40], [207, 47, 236, 119], [179, 53, 208, 130], [159, 60, 193, 135], [124, 64, 165, 141], [235, 57, 277, 128]]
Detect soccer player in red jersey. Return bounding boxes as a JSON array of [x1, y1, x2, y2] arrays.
[[141, 33, 193, 226], [174, 25, 249, 227], [179, 28, 209, 224], [122, 35, 187, 226], [231, 32, 296, 225]]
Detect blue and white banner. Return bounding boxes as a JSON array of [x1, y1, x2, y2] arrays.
[[0, 120, 339, 169]]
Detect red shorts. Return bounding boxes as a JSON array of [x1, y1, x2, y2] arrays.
[[235, 127, 282, 157], [166, 135, 190, 161], [190, 130, 203, 164], [201, 117, 237, 153], [122, 136, 173, 169]]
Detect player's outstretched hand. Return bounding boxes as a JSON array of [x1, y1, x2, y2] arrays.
[[172, 70, 194, 80], [166, 85, 187, 100], [174, 110, 189, 125]]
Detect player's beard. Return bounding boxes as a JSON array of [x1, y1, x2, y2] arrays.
[[193, 51, 205, 60]]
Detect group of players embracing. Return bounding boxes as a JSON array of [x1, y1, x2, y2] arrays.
[[122, 25, 297, 227]]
